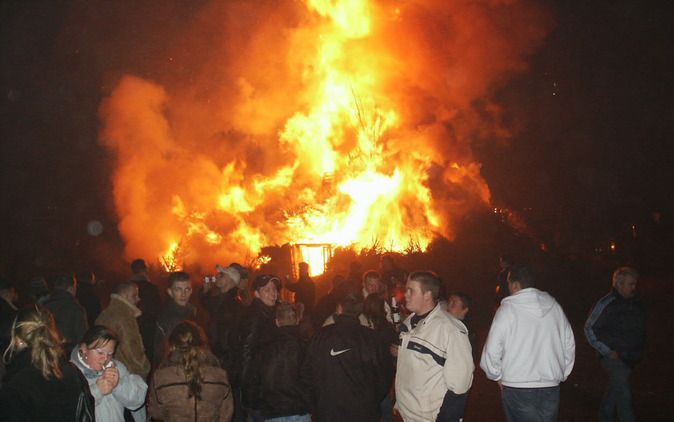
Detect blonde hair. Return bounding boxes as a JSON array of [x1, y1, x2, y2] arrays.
[[4, 307, 64, 379], [168, 321, 207, 400]]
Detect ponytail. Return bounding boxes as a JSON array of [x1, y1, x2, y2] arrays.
[[5, 307, 64, 379], [168, 321, 207, 400]]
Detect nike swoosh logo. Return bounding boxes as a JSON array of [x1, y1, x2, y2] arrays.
[[330, 348, 351, 356]]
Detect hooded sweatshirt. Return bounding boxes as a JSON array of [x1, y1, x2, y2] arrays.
[[480, 288, 575, 388]]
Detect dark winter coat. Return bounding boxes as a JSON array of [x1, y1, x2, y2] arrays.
[[0, 349, 90, 422], [239, 298, 278, 408], [301, 314, 390, 422], [585, 289, 646, 366], [287, 276, 316, 317], [247, 325, 309, 419], [202, 287, 243, 383], [155, 300, 197, 362], [131, 275, 162, 362], [43, 290, 88, 353], [0, 297, 17, 356], [148, 349, 233, 422], [76, 281, 101, 328]]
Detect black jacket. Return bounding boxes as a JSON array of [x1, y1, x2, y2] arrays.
[[0, 349, 91, 422], [202, 287, 244, 382], [301, 314, 391, 422], [75, 281, 101, 328], [247, 325, 309, 418], [132, 277, 161, 362], [0, 297, 17, 356], [287, 276, 316, 316], [43, 290, 88, 353], [154, 300, 197, 363], [586, 289, 646, 366], [239, 298, 278, 408]]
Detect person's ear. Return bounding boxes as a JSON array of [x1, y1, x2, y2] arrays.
[[167, 288, 174, 299], [254, 290, 261, 299]]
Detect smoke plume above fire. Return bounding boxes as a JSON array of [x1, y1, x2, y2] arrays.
[[99, 0, 551, 270]]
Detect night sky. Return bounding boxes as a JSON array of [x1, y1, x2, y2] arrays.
[[1, 0, 673, 277]]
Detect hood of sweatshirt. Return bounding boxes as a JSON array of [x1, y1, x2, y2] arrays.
[[501, 288, 555, 318]]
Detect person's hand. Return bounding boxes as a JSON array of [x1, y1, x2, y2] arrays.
[[101, 366, 120, 390], [96, 376, 114, 395], [390, 344, 399, 357], [497, 380, 503, 391], [609, 351, 620, 360]]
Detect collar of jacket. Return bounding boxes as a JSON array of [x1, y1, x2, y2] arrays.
[[407, 302, 444, 329], [165, 298, 196, 316], [109, 293, 142, 318]]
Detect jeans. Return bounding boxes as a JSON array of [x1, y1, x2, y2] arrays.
[[265, 415, 311, 422], [599, 356, 635, 422], [501, 385, 560, 422]]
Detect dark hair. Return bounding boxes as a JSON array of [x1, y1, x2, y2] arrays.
[[362, 270, 381, 283], [0, 275, 14, 291], [252, 274, 281, 291], [116, 281, 137, 295], [168, 271, 191, 288], [408, 271, 442, 301], [362, 294, 387, 329], [507, 265, 535, 289], [337, 290, 364, 317], [130, 259, 147, 274], [499, 254, 514, 265], [168, 321, 207, 400], [449, 292, 472, 309], [81, 325, 119, 350], [76, 271, 95, 285], [52, 274, 75, 291]]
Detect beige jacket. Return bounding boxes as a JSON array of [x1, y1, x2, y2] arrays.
[[95, 294, 151, 379]]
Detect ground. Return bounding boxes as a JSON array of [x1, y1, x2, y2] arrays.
[[461, 273, 674, 421]]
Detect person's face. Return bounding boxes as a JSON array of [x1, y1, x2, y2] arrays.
[[215, 273, 231, 289], [81, 340, 116, 372], [364, 277, 381, 295], [124, 285, 140, 306], [255, 281, 278, 307], [405, 279, 429, 314], [616, 276, 637, 298], [447, 295, 468, 320], [168, 280, 193, 306]]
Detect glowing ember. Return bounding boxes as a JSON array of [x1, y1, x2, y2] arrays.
[[100, 0, 551, 274]]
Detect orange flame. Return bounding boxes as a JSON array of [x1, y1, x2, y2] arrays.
[[100, 0, 551, 273]]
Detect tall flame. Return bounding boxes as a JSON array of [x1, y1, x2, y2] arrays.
[[99, 0, 551, 272]]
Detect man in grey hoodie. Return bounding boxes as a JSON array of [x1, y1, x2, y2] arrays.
[[480, 265, 575, 422]]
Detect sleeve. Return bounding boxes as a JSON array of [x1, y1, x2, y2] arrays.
[[443, 326, 474, 395], [480, 306, 509, 381], [300, 338, 318, 410], [219, 382, 234, 422], [561, 309, 576, 380], [584, 296, 612, 357], [111, 363, 148, 411], [147, 372, 165, 420]]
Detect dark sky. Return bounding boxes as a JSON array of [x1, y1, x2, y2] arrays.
[[1, 0, 673, 275]]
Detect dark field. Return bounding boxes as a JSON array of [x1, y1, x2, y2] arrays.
[[461, 273, 674, 421]]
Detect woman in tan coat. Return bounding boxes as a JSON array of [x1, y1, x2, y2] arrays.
[[148, 320, 233, 421]]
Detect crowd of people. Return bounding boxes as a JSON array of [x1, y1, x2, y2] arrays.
[[0, 255, 645, 422]]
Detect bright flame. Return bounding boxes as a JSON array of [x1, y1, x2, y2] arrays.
[[100, 0, 551, 274]]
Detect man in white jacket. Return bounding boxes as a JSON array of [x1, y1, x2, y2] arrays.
[[480, 265, 575, 422], [395, 271, 474, 422]]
